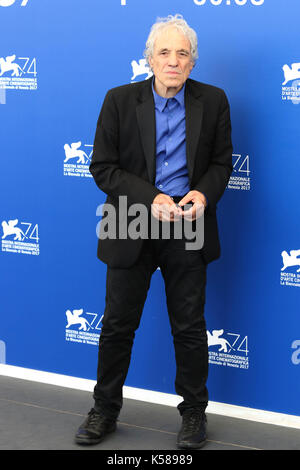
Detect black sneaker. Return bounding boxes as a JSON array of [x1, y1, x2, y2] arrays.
[[75, 408, 117, 445], [177, 408, 207, 449]]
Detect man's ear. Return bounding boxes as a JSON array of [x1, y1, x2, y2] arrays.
[[148, 56, 153, 70]]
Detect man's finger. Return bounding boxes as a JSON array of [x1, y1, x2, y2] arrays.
[[152, 202, 182, 221], [177, 197, 190, 207], [182, 202, 204, 221]]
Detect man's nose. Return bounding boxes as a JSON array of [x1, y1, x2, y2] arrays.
[[168, 52, 178, 67]]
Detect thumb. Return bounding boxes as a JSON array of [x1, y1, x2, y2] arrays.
[[177, 195, 189, 206]]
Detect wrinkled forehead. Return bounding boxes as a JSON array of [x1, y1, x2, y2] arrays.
[[153, 26, 192, 53]]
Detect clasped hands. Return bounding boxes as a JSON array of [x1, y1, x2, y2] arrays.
[[151, 190, 206, 222]]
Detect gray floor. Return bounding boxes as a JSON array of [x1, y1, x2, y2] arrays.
[[0, 375, 299, 451]]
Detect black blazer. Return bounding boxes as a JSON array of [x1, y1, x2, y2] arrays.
[[90, 77, 233, 268]]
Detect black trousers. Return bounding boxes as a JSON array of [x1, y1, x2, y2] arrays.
[[93, 197, 208, 419]]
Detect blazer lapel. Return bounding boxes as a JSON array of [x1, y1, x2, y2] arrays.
[[136, 78, 156, 184], [185, 80, 204, 183]]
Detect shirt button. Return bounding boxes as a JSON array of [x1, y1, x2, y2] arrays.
[[159, 184, 163, 188], [165, 162, 168, 166]]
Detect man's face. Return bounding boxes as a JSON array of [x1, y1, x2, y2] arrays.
[[148, 26, 194, 96]]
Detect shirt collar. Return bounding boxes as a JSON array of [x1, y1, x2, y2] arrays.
[[152, 78, 185, 112]]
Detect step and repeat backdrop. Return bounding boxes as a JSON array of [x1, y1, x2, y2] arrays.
[[1, 0, 299, 417]]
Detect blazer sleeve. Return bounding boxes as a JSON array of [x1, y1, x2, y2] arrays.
[[89, 90, 162, 209], [192, 90, 233, 210]]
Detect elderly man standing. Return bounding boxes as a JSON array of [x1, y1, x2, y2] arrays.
[[75, 14, 233, 449]]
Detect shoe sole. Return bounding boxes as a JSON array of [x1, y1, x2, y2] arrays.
[[177, 439, 207, 450], [74, 425, 116, 446]]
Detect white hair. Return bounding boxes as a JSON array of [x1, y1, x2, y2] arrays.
[[144, 14, 198, 64]]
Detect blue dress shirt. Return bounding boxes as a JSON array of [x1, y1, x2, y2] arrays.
[[152, 81, 190, 197]]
